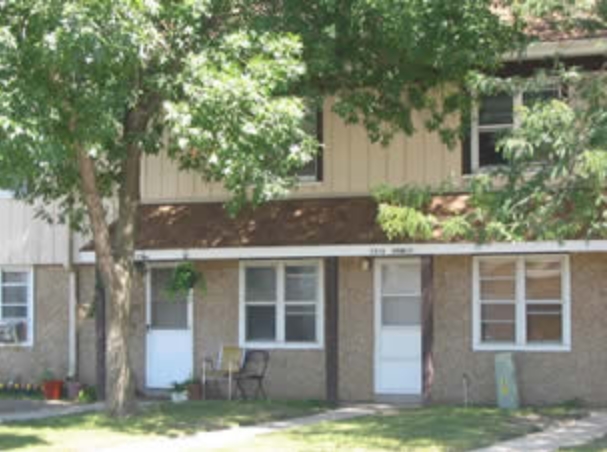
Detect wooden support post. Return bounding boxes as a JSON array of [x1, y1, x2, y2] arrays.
[[324, 257, 339, 406], [421, 256, 434, 403], [95, 266, 107, 401]]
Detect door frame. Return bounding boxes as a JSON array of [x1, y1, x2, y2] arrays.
[[145, 262, 195, 388], [373, 257, 422, 395]]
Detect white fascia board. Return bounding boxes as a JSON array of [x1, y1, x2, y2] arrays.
[[504, 37, 607, 62], [77, 240, 607, 263]]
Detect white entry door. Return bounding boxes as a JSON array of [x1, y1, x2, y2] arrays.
[[146, 267, 193, 388], [374, 259, 422, 395]]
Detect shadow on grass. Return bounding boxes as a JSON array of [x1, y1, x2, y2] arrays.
[[4, 400, 326, 439], [274, 407, 546, 452], [0, 433, 48, 450]]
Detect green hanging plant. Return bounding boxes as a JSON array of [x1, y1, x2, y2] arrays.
[[166, 262, 205, 298]]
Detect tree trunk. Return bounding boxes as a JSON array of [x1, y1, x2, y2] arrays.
[[76, 94, 159, 417], [105, 261, 136, 416]]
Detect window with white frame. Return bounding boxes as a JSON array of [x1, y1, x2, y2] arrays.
[[473, 255, 570, 351], [0, 269, 33, 345], [295, 108, 323, 182], [470, 85, 563, 172], [240, 261, 323, 348]]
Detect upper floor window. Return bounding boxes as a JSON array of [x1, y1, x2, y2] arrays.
[[239, 260, 324, 349], [472, 255, 570, 352], [296, 109, 323, 182], [0, 269, 33, 346], [468, 85, 563, 173]]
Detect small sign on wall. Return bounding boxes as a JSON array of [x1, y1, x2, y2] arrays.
[[495, 353, 520, 410]]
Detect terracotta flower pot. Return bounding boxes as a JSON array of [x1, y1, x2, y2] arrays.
[[42, 380, 63, 400]]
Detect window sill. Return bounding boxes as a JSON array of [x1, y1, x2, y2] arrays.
[[473, 342, 570, 353], [241, 341, 323, 350], [0, 342, 33, 349]]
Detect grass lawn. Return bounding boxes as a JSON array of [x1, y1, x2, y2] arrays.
[[216, 405, 587, 452], [0, 399, 326, 451]]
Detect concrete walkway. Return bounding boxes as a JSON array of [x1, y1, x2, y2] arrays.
[[474, 411, 607, 452], [101, 404, 391, 452], [0, 401, 104, 422]]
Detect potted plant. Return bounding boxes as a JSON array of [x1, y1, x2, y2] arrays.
[[171, 381, 188, 403], [167, 262, 205, 297], [40, 369, 63, 400], [185, 376, 203, 401], [65, 376, 82, 400]]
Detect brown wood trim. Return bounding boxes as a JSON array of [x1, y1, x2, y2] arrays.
[[95, 266, 107, 401], [324, 257, 339, 405], [421, 256, 434, 403]]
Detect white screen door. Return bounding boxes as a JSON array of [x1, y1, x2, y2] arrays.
[[146, 267, 193, 388], [374, 259, 422, 395]]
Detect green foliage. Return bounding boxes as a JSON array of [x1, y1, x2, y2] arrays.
[[166, 262, 205, 298], [372, 184, 432, 210], [78, 386, 98, 404], [376, 204, 435, 241], [377, 68, 607, 244], [0, 0, 521, 226]]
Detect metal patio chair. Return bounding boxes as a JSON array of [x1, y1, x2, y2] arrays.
[[202, 345, 244, 400], [235, 349, 270, 400]]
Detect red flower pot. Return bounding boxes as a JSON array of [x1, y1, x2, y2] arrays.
[[42, 380, 63, 400]]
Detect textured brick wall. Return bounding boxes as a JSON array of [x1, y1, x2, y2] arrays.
[[431, 253, 607, 406], [193, 261, 325, 399], [338, 257, 374, 401], [0, 266, 70, 383]]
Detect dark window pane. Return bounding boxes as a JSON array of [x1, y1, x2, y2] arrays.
[[481, 304, 515, 322], [2, 306, 27, 318], [296, 109, 322, 181], [2, 272, 28, 284], [2, 286, 27, 305], [523, 87, 560, 107], [151, 268, 188, 304], [246, 305, 276, 341], [526, 259, 562, 300], [285, 265, 317, 301], [479, 94, 514, 125], [0, 320, 27, 343], [245, 267, 276, 302], [527, 304, 562, 342], [479, 131, 508, 167], [481, 322, 515, 343], [285, 305, 316, 342], [151, 302, 188, 330], [480, 280, 515, 301], [297, 155, 319, 180]]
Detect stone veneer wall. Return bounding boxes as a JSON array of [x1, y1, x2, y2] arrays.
[[0, 266, 70, 382], [431, 253, 607, 406]]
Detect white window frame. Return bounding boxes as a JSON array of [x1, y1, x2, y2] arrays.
[[472, 255, 571, 352], [0, 267, 34, 347], [239, 259, 324, 350], [471, 84, 564, 172]]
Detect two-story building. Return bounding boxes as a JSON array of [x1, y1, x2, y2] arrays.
[[1, 30, 607, 406]]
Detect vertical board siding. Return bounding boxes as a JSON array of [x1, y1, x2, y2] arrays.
[[141, 100, 462, 202], [0, 200, 68, 265]]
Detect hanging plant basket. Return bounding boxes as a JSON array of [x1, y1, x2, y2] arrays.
[[166, 262, 205, 298]]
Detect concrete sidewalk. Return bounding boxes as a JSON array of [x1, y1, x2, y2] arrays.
[[0, 401, 104, 423], [101, 404, 390, 452], [474, 411, 607, 452]]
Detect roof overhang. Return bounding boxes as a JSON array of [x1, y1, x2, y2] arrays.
[[504, 37, 607, 61], [77, 240, 607, 264]]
